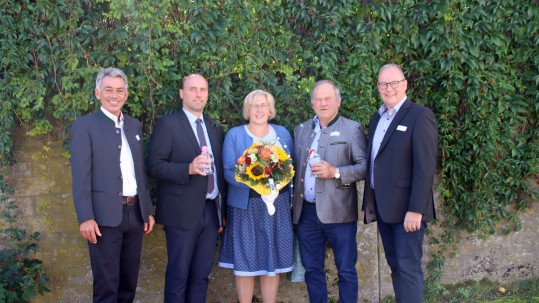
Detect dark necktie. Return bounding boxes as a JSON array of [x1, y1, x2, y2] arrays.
[[196, 118, 214, 193]]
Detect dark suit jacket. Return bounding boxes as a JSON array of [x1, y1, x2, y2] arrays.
[[362, 99, 438, 224], [70, 110, 154, 227], [147, 110, 226, 230]]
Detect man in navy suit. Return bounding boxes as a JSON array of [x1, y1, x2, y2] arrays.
[[147, 74, 226, 303], [71, 67, 155, 302], [362, 64, 438, 303]]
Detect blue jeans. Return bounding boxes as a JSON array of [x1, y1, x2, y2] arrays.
[[297, 203, 358, 303]]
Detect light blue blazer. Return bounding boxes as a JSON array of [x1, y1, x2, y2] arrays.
[[223, 124, 294, 209]]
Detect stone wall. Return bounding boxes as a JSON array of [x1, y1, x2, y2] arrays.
[[2, 124, 537, 303]]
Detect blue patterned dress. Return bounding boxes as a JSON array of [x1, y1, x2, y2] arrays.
[[218, 126, 294, 276]]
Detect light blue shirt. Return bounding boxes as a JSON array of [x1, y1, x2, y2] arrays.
[[370, 96, 407, 189], [182, 108, 219, 199], [304, 116, 322, 203]]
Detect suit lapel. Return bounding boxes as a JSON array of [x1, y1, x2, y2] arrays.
[[205, 115, 219, 152], [298, 125, 316, 179], [204, 115, 222, 173], [177, 111, 201, 153], [377, 99, 411, 155]]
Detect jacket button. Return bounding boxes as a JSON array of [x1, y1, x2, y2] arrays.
[[118, 192, 123, 196], [118, 145, 122, 149], [116, 130, 120, 134]]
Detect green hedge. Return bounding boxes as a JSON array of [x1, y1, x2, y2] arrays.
[[1, 0, 538, 298]]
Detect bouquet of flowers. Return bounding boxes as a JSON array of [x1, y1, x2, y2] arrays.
[[235, 139, 295, 215]]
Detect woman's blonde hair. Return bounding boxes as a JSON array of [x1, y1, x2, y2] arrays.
[[242, 89, 277, 120]]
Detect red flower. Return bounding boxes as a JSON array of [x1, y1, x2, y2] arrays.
[[245, 157, 252, 165]]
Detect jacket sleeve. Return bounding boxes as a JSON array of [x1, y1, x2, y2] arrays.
[[70, 118, 95, 223], [409, 108, 438, 213], [340, 122, 368, 185], [147, 117, 191, 185], [222, 127, 251, 190]]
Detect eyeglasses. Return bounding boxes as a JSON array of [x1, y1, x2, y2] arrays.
[[250, 103, 269, 110], [377, 79, 406, 89]]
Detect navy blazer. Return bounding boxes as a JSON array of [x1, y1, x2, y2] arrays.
[[147, 110, 226, 230], [70, 111, 154, 227], [362, 99, 438, 224]]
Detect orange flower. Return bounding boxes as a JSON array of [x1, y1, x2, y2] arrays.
[[260, 148, 272, 159], [237, 155, 246, 165]]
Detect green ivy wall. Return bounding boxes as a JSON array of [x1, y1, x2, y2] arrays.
[[1, 0, 538, 300]]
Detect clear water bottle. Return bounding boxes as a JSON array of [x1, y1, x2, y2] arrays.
[[201, 146, 214, 174], [309, 152, 321, 177]]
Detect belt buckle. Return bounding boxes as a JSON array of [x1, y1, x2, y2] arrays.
[[123, 196, 138, 205]]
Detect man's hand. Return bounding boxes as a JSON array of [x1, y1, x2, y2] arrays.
[[403, 211, 423, 232], [218, 218, 228, 234], [189, 155, 211, 176], [310, 160, 337, 179], [79, 219, 101, 244], [144, 215, 155, 235]]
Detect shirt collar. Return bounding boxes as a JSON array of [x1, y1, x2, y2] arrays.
[[311, 114, 340, 129], [100, 106, 123, 127], [182, 108, 203, 125], [378, 96, 407, 117]]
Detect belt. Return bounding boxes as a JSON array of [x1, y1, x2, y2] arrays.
[[303, 199, 315, 205], [122, 196, 138, 205]]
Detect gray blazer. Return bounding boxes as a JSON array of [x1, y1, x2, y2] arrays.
[[292, 116, 368, 224]]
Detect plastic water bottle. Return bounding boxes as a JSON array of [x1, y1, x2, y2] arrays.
[[201, 146, 214, 174], [309, 152, 321, 177]]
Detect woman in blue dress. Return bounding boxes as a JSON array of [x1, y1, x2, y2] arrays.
[[219, 90, 294, 302]]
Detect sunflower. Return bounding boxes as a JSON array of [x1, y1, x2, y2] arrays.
[[277, 147, 289, 161], [245, 162, 268, 180]]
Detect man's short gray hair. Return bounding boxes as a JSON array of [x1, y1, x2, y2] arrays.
[[310, 80, 341, 104], [378, 63, 404, 76], [96, 68, 128, 90]]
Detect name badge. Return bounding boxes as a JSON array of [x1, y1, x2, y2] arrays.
[[330, 131, 340, 136], [396, 125, 407, 132]]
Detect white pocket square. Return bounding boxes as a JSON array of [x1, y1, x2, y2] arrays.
[[396, 125, 407, 131]]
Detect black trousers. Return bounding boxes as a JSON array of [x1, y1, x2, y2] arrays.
[[88, 204, 144, 303], [163, 201, 219, 303]]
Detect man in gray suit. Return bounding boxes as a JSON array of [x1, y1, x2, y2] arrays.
[[71, 68, 155, 302], [293, 80, 367, 303]]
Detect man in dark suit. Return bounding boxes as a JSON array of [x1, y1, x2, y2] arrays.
[[362, 64, 438, 303], [293, 80, 367, 303], [71, 67, 155, 303], [147, 74, 226, 303]]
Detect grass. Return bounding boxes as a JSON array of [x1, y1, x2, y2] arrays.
[[380, 277, 539, 303]]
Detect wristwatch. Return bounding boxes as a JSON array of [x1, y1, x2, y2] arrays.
[[334, 168, 341, 179]]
